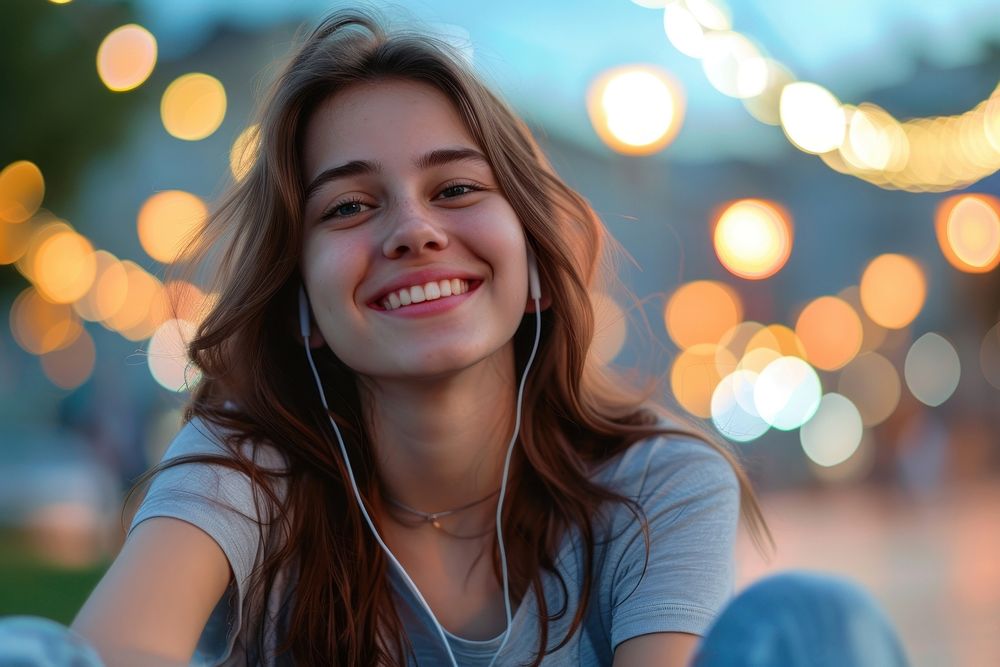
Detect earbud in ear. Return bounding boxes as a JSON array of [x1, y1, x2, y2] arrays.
[[527, 248, 541, 300], [298, 285, 311, 339]]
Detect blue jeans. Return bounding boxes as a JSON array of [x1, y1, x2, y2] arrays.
[[693, 570, 911, 666], [0, 571, 910, 666]]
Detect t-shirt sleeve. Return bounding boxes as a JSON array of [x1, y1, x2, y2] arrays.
[[125, 417, 287, 665], [605, 435, 740, 651]]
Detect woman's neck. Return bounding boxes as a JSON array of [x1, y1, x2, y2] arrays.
[[361, 346, 519, 535]]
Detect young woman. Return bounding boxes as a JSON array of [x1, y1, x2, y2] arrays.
[[54, 9, 908, 667]]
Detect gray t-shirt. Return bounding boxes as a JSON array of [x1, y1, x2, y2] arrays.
[[127, 417, 739, 666]]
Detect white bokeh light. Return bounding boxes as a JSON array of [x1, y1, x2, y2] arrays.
[[800, 393, 863, 467], [905, 332, 961, 407], [148, 318, 201, 392], [711, 370, 770, 442], [753, 356, 822, 431]]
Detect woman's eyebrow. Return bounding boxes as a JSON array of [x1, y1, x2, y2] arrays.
[[304, 159, 380, 203], [414, 147, 490, 170], [303, 147, 490, 204]]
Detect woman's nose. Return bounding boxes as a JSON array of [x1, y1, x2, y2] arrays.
[[381, 202, 449, 259]]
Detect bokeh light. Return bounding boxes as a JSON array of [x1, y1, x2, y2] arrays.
[[671, 343, 736, 418], [103, 261, 162, 340], [160, 73, 227, 141], [590, 292, 628, 364], [711, 369, 769, 442], [72, 251, 128, 323], [685, 0, 731, 31], [662, 3, 706, 58], [96, 24, 157, 92], [716, 320, 763, 372], [713, 198, 793, 279], [137, 190, 207, 263], [837, 286, 888, 352], [836, 351, 901, 426], [859, 254, 926, 329], [665, 280, 743, 348], [14, 218, 73, 283], [779, 82, 846, 154], [229, 124, 260, 182], [0, 160, 44, 223], [800, 393, 863, 467], [587, 65, 684, 155], [0, 216, 36, 264], [32, 230, 97, 304], [741, 59, 794, 127], [905, 332, 961, 407], [980, 322, 1000, 390], [10, 287, 83, 355], [40, 328, 96, 390], [794, 296, 863, 370], [148, 319, 200, 392], [935, 193, 1000, 273], [753, 356, 821, 431], [701, 32, 767, 99], [745, 323, 806, 359]]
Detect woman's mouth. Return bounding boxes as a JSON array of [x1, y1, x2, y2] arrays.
[[374, 278, 480, 311]]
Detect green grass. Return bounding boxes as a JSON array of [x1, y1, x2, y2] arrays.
[[0, 530, 111, 625]]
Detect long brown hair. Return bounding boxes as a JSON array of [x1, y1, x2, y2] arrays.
[[130, 8, 773, 665]]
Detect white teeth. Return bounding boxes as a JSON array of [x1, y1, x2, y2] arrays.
[[381, 279, 470, 310]]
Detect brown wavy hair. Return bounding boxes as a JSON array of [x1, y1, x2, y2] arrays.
[[130, 8, 773, 665]]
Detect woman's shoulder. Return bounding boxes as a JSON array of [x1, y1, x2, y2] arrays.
[[588, 419, 739, 502], [162, 414, 289, 473]]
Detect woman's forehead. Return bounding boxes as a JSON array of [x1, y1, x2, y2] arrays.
[[301, 79, 481, 178]]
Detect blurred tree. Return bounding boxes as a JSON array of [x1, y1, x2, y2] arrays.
[[1, 0, 142, 292]]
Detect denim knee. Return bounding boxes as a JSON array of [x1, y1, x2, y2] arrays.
[[693, 570, 910, 667], [0, 615, 104, 666]]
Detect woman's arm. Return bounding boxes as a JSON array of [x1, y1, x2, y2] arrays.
[[614, 631, 700, 667], [70, 517, 232, 667]]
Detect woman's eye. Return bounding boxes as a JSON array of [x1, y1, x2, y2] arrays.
[[437, 183, 480, 199], [321, 199, 368, 220]]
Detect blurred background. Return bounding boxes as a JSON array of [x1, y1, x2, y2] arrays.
[[1, 0, 998, 664]]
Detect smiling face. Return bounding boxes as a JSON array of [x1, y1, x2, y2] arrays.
[[299, 78, 530, 383]]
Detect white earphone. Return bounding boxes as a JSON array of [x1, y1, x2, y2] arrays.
[[298, 249, 542, 666]]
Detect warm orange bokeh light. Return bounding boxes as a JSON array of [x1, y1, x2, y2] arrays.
[[0, 217, 36, 264], [859, 254, 926, 329], [40, 328, 96, 390], [72, 251, 129, 323], [671, 343, 736, 418], [32, 230, 97, 304], [794, 296, 863, 370], [665, 280, 743, 349], [103, 262, 163, 339], [837, 286, 887, 353], [160, 73, 227, 141], [10, 287, 83, 355], [935, 193, 1000, 273], [0, 160, 45, 223], [137, 190, 207, 263], [713, 199, 793, 279], [15, 220, 73, 282], [745, 323, 806, 358], [587, 65, 685, 156], [97, 24, 157, 92]]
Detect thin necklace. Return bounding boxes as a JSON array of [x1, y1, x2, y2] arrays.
[[385, 488, 500, 539]]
